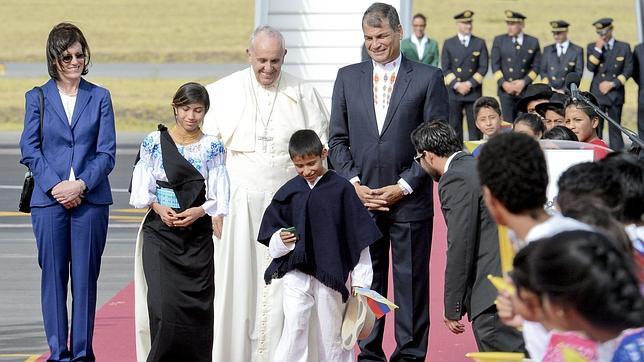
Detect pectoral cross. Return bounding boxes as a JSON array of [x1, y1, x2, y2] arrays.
[[257, 129, 274, 152]]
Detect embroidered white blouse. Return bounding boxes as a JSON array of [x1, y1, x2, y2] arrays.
[[129, 131, 230, 217]]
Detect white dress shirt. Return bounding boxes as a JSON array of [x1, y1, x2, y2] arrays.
[[410, 35, 428, 60], [458, 33, 471, 47]]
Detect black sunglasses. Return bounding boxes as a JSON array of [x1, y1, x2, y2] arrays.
[[61, 53, 85, 63]]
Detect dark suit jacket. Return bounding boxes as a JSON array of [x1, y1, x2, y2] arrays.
[[631, 43, 644, 101], [491, 33, 541, 96], [587, 40, 633, 106], [19, 78, 116, 207], [439, 153, 500, 321], [329, 56, 449, 221], [540, 42, 584, 90], [441, 35, 488, 101]]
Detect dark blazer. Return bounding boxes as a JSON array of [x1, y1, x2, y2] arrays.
[[329, 56, 449, 221], [441, 35, 488, 101], [540, 42, 584, 90], [633, 42, 644, 101], [439, 153, 500, 321], [20, 78, 116, 207], [491, 33, 541, 95], [587, 40, 633, 106]]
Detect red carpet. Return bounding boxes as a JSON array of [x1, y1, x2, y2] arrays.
[[37, 188, 477, 361]]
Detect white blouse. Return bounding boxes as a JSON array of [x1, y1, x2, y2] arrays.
[[129, 131, 230, 217]]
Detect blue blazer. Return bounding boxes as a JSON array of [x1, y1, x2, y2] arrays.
[[20, 78, 116, 207], [329, 56, 449, 221]]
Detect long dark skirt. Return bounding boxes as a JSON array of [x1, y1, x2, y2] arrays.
[[142, 211, 214, 362]]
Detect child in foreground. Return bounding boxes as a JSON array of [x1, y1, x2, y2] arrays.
[[257, 129, 382, 361]]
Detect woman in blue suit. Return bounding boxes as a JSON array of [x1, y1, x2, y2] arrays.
[[19, 23, 116, 362]]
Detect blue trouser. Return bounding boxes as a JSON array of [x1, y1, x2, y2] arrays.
[[31, 202, 109, 362]]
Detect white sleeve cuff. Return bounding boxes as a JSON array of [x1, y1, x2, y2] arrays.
[[129, 162, 157, 209], [351, 247, 373, 288], [269, 229, 296, 258], [397, 178, 413, 195], [594, 47, 603, 53], [350, 176, 361, 185]]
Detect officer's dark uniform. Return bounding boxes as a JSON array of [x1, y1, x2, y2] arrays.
[[491, 10, 541, 122], [587, 17, 632, 150], [631, 42, 644, 140], [441, 10, 488, 142], [540, 20, 584, 91]]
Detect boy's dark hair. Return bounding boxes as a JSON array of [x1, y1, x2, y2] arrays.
[[47, 22, 91, 80], [474, 96, 502, 118], [477, 133, 548, 214], [564, 91, 600, 120], [514, 112, 546, 136], [411, 120, 462, 157], [556, 162, 624, 221], [543, 125, 578, 141], [288, 129, 324, 159], [413, 13, 427, 23], [600, 152, 644, 224]]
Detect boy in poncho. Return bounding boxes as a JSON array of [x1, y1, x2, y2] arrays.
[[257, 129, 382, 361]]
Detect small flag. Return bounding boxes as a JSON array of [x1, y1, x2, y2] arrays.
[[353, 287, 398, 319]]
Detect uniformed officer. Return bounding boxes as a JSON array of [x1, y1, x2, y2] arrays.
[[587, 17, 632, 150], [441, 10, 488, 142], [491, 10, 541, 122], [631, 41, 644, 140], [540, 20, 584, 91]]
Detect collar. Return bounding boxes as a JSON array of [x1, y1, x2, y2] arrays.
[[458, 33, 471, 42], [607, 38, 616, 48], [511, 32, 524, 45], [443, 151, 462, 174], [556, 40, 570, 49], [306, 172, 326, 188], [411, 35, 428, 46], [373, 53, 402, 72]]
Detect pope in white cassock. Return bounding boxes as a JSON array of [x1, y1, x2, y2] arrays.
[[203, 26, 329, 361]]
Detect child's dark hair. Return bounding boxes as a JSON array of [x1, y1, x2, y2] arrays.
[[600, 152, 644, 224], [514, 230, 644, 333], [474, 96, 502, 118], [288, 129, 324, 158], [514, 112, 546, 137], [543, 125, 578, 141], [477, 133, 548, 215], [556, 162, 623, 221]]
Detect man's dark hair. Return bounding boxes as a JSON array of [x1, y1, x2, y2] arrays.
[[477, 133, 548, 214], [411, 120, 462, 157], [413, 13, 427, 23], [543, 125, 578, 141], [600, 152, 644, 223], [556, 162, 624, 221], [46, 22, 91, 80], [362, 2, 401, 30], [288, 129, 324, 159], [474, 96, 502, 118], [564, 91, 601, 120]]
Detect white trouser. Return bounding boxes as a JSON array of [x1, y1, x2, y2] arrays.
[[274, 270, 353, 362]]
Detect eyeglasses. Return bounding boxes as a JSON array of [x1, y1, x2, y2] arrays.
[[61, 53, 85, 63], [414, 151, 425, 164]]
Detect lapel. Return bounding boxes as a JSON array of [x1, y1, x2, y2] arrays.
[[71, 78, 92, 130], [360, 61, 379, 137], [43, 79, 70, 128], [380, 56, 412, 136], [422, 38, 432, 61]]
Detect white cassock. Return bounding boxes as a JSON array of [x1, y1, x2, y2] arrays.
[[203, 67, 329, 362]]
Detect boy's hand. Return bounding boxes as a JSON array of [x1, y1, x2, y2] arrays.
[[280, 230, 297, 244]]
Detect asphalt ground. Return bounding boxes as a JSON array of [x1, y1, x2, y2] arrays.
[[0, 134, 145, 362]]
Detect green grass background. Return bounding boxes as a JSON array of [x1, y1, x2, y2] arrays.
[[0, 0, 640, 131]]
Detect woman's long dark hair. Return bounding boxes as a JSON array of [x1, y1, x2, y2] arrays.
[[172, 82, 210, 113], [46, 22, 91, 80], [512, 230, 644, 332]]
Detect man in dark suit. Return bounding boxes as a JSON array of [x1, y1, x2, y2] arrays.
[[491, 10, 541, 122], [442, 10, 488, 143], [540, 20, 584, 92], [587, 17, 632, 150], [329, 3, 449, 361], [633, 42, 644, 140], [410, 121, 525, 353]]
